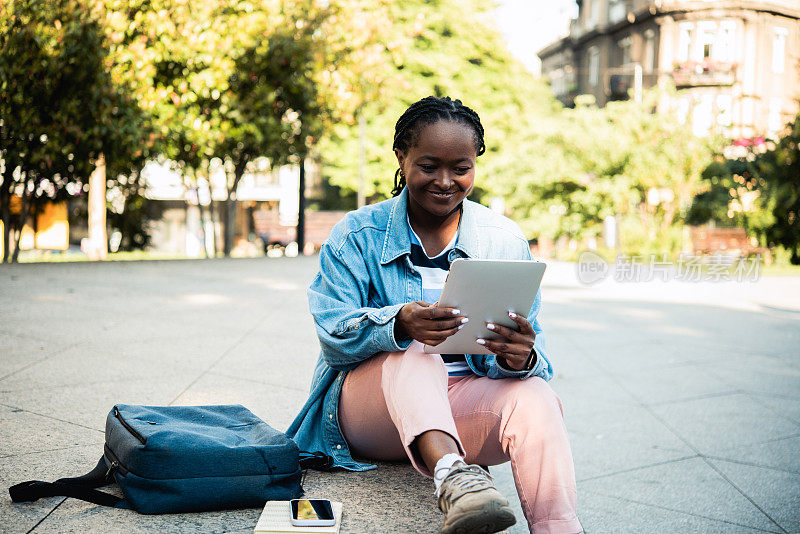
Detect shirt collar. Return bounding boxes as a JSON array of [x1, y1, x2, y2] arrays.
[[380, 187, 481, 265]]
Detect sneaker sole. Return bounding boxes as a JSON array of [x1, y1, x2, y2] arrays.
[[440, 499, 517, 534]]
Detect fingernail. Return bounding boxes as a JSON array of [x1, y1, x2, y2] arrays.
[[486, 323, 495, 330], [476, 338, 486, 345], [452, 309, 461, 315], [460, 318, 469, 324], [509, 312, 517, 318], [457, 325, 465, 330]]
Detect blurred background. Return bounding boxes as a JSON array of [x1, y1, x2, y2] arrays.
[[2, 3, 800, 532], [0, 0, 798, 269]]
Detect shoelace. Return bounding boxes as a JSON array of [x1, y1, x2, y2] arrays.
[[437, 464, 494, 510]]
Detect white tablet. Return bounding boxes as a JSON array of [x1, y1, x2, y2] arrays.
[[423, 259, 546, 355]]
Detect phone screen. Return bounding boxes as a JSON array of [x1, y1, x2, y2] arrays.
[[291, 499, 334, 521]]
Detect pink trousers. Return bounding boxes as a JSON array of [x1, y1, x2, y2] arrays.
[[339, 341, 582, 534]]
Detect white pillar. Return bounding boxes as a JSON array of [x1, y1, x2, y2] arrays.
[[87, 154, 108, 260]]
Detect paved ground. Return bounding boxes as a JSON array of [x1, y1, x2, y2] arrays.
[[1, 256, 798, 533]]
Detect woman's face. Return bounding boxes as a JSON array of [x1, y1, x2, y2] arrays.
[[395, 120, 477, 220]]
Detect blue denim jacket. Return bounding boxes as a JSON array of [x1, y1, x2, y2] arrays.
[[286, 188, 553, 471]]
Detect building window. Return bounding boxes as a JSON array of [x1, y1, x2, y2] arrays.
[[678, 23, 692, 62], [696, 21, 716, 61], [716, 94, 732, 127], [768, 98, 783, 134], [618, 36, 632, 66], [717, 21, 735, 63], [608, 0, 626, 24], [550, 68, 565, 96], [773, 27, 787, 74], [589, 47, 600, 86], [588, 0, 600, 29], [644, 29, 655, 73], [677, 97, 691, 125], [742, 98, 754, 125], [692, 94, 714, 136]]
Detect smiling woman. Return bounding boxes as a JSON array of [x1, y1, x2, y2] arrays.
[[395, 120, 476, 255], [287, 96, 582, 534], [391, 97, 484, 257]]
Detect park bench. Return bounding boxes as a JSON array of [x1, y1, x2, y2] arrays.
[[689, 225, 767, 259], [253, 210, 347, 252]]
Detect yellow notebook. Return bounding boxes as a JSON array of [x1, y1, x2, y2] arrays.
[[254, 500, 343, 534]]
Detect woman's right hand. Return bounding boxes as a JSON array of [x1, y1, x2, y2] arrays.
[[395, 301, 467, 346]]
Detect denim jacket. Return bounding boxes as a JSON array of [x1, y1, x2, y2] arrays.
[[286, 187, 553, 471]]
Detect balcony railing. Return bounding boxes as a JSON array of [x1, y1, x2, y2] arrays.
[[672, 60, 736, 87]]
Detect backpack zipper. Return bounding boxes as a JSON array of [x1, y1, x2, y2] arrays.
[[104, 444, 130, 476], [114, 407, 146, 444]]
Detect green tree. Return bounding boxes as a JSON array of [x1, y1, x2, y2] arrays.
[[491, 89, 719, 255], [756, 116, 800, 263], [689, 112, 800, 263], [102, 0, 389, 255], [0, 0, 148, 262], [317, 0, 559, 205]]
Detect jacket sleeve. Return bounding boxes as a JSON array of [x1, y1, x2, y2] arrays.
[[484, 236, 554, 381], [307, 234, 412, 372], [488, 287, 554, 381]]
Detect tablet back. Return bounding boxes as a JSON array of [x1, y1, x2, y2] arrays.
[[423, 259, 546, 355]]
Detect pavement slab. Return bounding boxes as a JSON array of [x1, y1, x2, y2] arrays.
[[0, 445, 105, 534], [612, 363, 737, 406], [549, 374, 640, 418], [1, 258, 799, 533], [171, 372, 310, 433], [568, 403, 696, 482], [578, 492, 781, 534], [707, 458, 800, 533], [708, 434, 800, 475], [649, 392, 800, 456], [0, 404, 104, 458], [578, 457, 782, 532]]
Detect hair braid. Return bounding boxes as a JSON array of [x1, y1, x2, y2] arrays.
[[391, 96, 485, 197]]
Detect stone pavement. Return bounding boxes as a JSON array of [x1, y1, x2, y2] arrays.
[[1, 256, 798, 533]]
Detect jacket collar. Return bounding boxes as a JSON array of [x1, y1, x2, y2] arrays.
[[380, 187, 481, 265]]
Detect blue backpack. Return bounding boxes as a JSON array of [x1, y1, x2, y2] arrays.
[[9, 404, 331, 514]]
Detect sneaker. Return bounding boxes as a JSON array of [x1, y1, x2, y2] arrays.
[[436, 462, 516, 534]]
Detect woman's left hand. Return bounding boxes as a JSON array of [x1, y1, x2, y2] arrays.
[[477, 311, 536, 371]]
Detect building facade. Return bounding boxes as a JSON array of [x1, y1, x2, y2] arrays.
[[142, 158, 303, 257], [538, 0, 800, 138]]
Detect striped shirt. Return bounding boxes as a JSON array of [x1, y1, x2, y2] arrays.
[[407, 217, 472, 376]]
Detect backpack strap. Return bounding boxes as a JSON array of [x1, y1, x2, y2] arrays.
[[298, 451, 334, 471], [9, 457, 122, 508]]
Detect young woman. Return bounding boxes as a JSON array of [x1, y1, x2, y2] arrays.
[[288, 96, 581, 534]]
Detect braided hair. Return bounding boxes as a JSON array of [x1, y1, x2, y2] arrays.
[[391, 96, 485, 197]]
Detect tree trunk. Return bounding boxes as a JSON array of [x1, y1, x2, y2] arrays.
[[297, 156, 306, 255], [208, 197, 217, 256], [194, 183, 208, 259], [11, 177, 33, 263], [1, 174, 11, 264], [223, 194, 234, 257], [223, 159, 247, 257], [205, 164, 217, 256], [87, 154, 107, 260]]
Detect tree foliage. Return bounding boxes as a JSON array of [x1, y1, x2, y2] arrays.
[[515, 91, 721, 254], [688, 112, 800, 263], [317, 0, 560, 203], [314, 1, 719, 258], [99, 0, 393, 254], [4, 0, 791, 262], [0, 0, 149, 262]]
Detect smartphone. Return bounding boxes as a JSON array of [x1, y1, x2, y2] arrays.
[[290, 499, 336, 527]]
